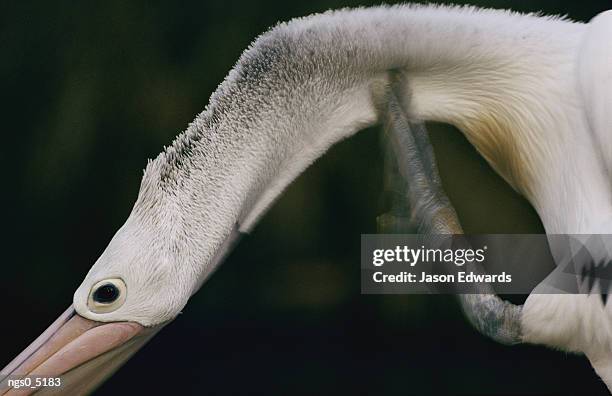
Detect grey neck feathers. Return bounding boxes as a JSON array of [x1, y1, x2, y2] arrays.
[[130, 5, 590, 285]]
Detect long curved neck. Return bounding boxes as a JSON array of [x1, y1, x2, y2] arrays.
[[133, 5, 610, 286]]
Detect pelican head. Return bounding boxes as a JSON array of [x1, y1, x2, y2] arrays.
[[73, 210, 193, 327], [1, 123, 249, 394], [0, 206, 186, 394]]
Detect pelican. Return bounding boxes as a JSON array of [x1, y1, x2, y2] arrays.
[[2, 4, 612, 394]]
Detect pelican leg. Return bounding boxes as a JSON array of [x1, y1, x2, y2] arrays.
[[378, 85, 523, 345], [378, 86, 460, 235]]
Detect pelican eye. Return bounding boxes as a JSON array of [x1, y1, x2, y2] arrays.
[[88, 278, 127, 313], [93, 284, 119, 303]]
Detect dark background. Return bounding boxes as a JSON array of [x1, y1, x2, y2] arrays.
[[1, 1, 610, 395]]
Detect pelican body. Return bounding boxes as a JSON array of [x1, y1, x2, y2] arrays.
[[2, 4, 612, 394]]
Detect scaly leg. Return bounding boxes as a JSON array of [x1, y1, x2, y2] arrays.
[[378, 80, 523, 345]]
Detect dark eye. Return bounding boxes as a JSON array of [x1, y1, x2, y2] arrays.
[[88, 278, 127, 313], [93, 283, 120, 304]]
